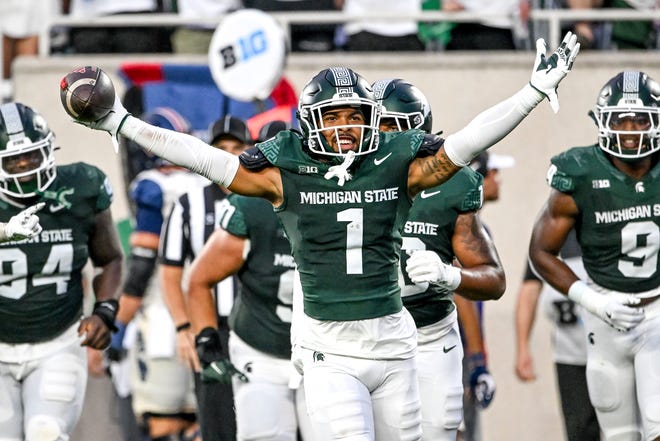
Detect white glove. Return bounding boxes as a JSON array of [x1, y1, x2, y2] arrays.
[[529, 31, 580, 113], [75, 94, 130, 153], [405, 250, 461, 292], [568, 281, 645, 332], [77, 94, 130, 135], [2, 202, 45, 241]]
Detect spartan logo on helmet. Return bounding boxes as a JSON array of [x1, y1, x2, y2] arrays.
[[297, 67, 381, 160], [0, 103, 56, 198], [592, 70, 660, 160], [372, 78, 433, 133]]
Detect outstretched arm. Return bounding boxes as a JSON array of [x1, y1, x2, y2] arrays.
[[62, 76, 283, 203], [408, 33, 580, 195]]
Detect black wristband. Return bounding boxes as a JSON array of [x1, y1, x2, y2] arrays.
[[176, 322, 191, 332], [92, 299, 119, 332]]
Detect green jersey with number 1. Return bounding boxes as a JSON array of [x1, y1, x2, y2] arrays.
[[258, 130, 424, 321], [0, 163, 113, 343], [222, 194, 295, 358], [548, 145, 660, 292]]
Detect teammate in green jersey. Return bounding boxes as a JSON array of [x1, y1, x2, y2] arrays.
[[187, 191, 314, 441], [529, 71, 660, 441], [373, 78, 504, 441], [66, 32, 578, 441], [0, 102, 123, 440]]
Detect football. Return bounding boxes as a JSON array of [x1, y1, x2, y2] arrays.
[[59, 66, 115, 122]]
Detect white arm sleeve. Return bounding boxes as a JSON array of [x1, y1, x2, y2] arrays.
[[443, 84, 544, 167], [119, 116, 240, 188]]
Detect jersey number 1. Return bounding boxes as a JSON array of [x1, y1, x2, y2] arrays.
[[337, 208, 363, 275]]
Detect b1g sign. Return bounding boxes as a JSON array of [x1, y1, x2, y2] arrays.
[[208, 9, 286, 101]]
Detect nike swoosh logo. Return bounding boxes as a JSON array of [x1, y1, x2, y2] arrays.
[[374, 152, 392, 166], [443, 345, 457, 353], [420, 190, 441, 199], [49, 204, 66, 213]]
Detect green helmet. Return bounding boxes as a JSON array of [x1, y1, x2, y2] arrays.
[[372, 78, 433, 133], [593, 71, 660, 159], [297, 67, 380, 159], [0, 102, 56, 198]]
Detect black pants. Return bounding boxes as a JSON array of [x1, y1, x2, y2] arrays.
[[555, 363, 600, 441], [193, 323, 237, 441]]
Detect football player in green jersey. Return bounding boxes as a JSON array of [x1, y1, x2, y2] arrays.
[[529, 71, 660, 441], [186, 191, 314, 441], [373, 78, 505, 441], [67, 32, 578, 441], [0, 102, 123, 440]]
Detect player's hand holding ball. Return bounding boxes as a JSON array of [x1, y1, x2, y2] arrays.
[[59, 66, 130, 138]]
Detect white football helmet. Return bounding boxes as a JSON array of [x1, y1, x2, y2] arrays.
[[593, 71, 660, 159], [0, 102, 56, 198]]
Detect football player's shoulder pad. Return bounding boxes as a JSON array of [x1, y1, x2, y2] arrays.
[[551, 145, 598, 177], [417, 132, 445, 158], [239, 146, 271, 171]]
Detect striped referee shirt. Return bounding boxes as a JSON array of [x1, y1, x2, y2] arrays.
[[159, 183, 236, 319]]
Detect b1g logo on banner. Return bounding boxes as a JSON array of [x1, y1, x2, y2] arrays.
[[208, 9, 287, 102]]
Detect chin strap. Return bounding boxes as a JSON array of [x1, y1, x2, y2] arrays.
[[324, 150, 356, 186]]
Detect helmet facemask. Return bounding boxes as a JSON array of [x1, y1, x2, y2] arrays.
[[596, 109, 659, 159], [300, 98, 380, 158], [0, 103, 56, 198], [298, 67, 381, 160], [379, 110, 426, 132], [594, 71, 660, 160]]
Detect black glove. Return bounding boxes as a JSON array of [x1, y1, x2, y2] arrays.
[[195, 327, 248, 384]]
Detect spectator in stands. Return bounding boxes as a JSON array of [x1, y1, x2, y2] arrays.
[[171, 0, 242, 54], [606, 0, 658, 49], [65, 0, 173, 53], [555, 0, 656, 50], [336, 0, 425, 51], [244, 0, 338, 51], [442, 0, 530, 50], [0, 0, 58, 102], [418, 0, 455, 51], [558, 0, 605, 50]]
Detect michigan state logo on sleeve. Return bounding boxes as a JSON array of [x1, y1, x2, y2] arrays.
[[547, 164, 574, 192]]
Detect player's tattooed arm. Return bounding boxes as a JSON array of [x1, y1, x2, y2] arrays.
[[408, 148, 461, 196], [452, 211, 505, 301]]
